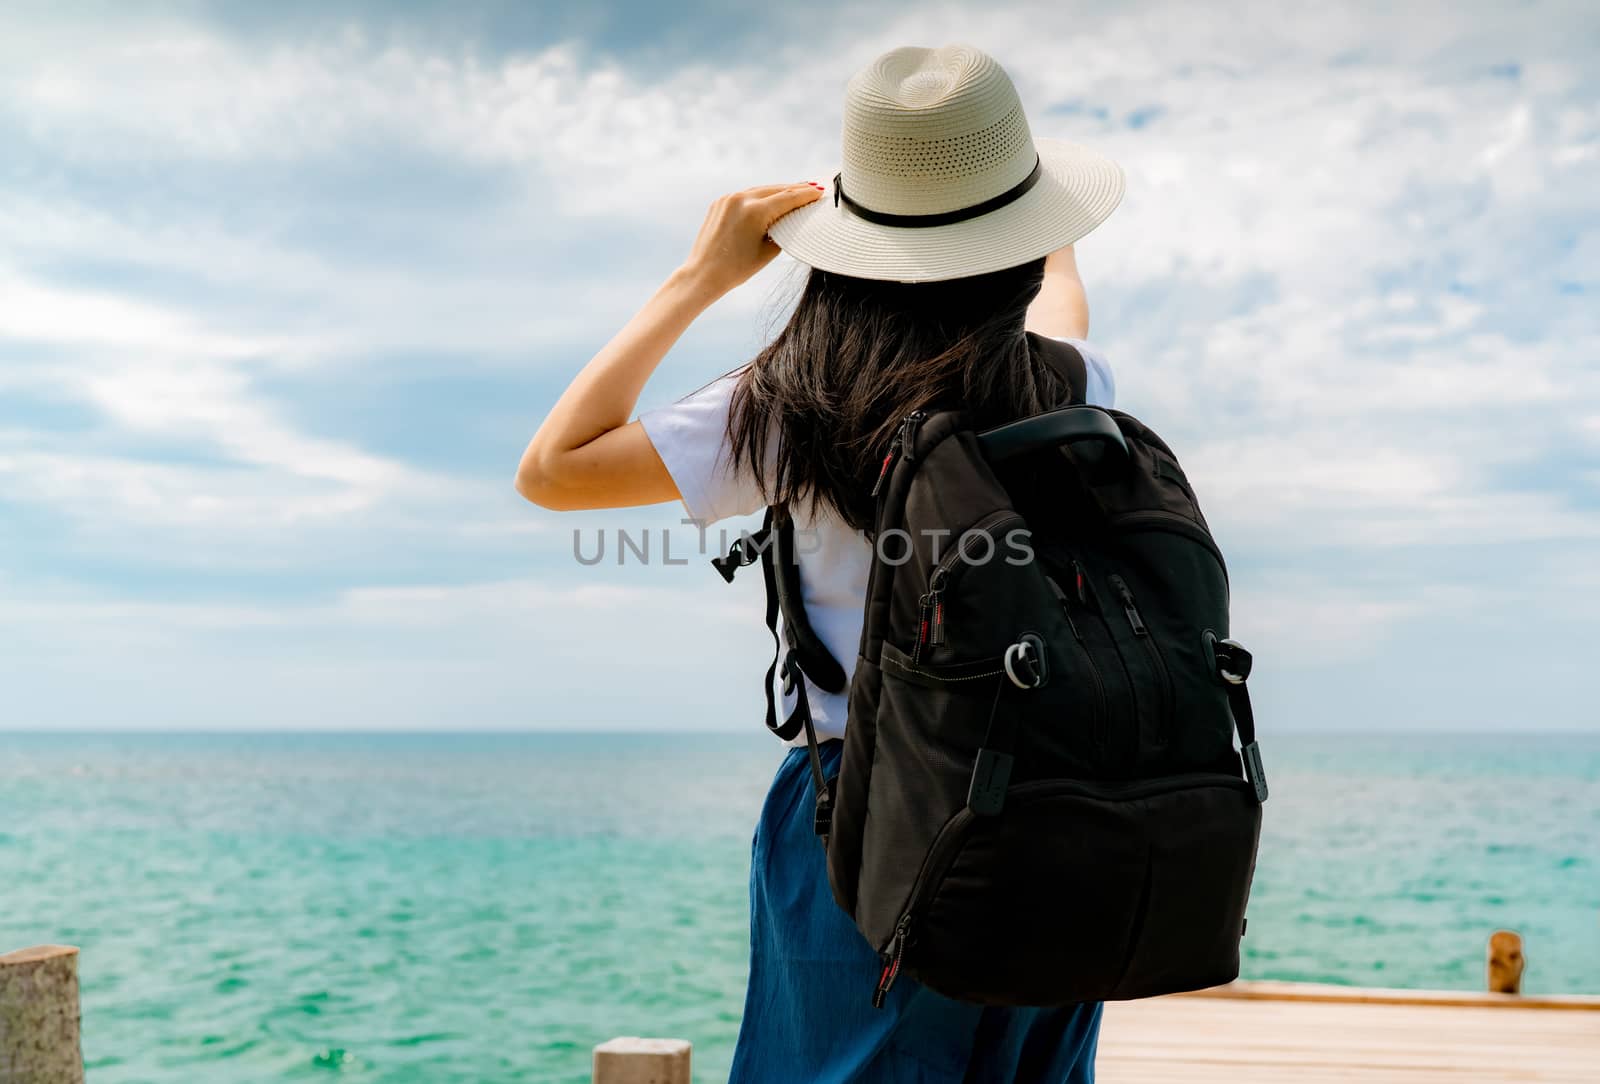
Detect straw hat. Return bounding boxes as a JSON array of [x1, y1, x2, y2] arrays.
[[770, 45, 1124, 283]]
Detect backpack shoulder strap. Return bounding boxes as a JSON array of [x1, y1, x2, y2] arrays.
[[1027, 331, 1088, 406], [767, 507, 848, 699], [709, 506, 847, 743], [757, 506, 844, 841]]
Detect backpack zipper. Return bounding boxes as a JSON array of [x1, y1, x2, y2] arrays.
[[1045, 575, 1082, 641], [1108, 573, 1147, 636], [870, 771, 1253, 1007], [1107, 573, 1175, 747], [872, 914, 913, 1007], [871, 410, 927, 499], [1072, 559, 1095, 609], [865, 412, 929, 663], [882, 650, 1008, 684], [921, 567, 948, 651], [917, 510, 1026, 658], [1046, 548, 1140, 768], [1046, 574, 1108, 752], [1054, 550, 1131, 757]]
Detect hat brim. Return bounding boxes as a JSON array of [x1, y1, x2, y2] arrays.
[[768, 138, 1125, 283]]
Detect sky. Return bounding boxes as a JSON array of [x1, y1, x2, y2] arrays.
[[0, 0, 1595, 732]]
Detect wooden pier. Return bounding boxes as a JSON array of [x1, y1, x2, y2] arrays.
[[5, 941, 1598, 1083], [593, 981, 1600, 1083], [1096, 981, 1600, 1083]]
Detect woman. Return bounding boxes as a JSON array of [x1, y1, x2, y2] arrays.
[[518, 45, 1122, 1083]]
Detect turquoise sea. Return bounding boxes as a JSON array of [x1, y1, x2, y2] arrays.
[[2, 731, 1596, 1082]]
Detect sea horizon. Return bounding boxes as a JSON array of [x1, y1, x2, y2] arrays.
[[6, 726, 1596, 735]]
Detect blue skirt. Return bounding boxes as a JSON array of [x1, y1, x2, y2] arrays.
[[729, 742, 1102, 1083]]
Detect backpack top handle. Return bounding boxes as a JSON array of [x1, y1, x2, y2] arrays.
[[977, 404, 1129, 474]]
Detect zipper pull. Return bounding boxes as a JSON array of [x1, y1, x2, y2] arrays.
[[1045, 576, 1083, 641], [871, 443, 899, 498], [1071, 560, 1094, 609], [872, 916, 912, 1008], [870, 411, 926, 498], [926, 568, 948, 647], [1108, 574, 1148, 636]]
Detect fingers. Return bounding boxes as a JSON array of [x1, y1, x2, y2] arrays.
[[758, 183, 825, 204], [744, 181, 824, 199], [753, 187, 823, 241], [755, 184, 825, 222]]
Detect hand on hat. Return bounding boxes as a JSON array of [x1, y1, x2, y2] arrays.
[[681, 182, 825, 298]]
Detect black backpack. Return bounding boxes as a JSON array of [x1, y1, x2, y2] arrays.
[[713, 333, 1266, 1008]]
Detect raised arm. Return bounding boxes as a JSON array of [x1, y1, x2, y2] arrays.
[[1024, 244, 1090, 341], [514, 182, 824, 511]]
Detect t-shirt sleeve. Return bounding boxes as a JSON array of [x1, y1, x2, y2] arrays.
[[1053, 337, 1116, 409], [638, 372, 768, 525]]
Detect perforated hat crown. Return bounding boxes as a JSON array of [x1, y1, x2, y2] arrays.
[[769, 45, 1124, 283], [838, 47, 1038, 219]]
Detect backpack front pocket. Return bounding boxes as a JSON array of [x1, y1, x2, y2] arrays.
[[857, 645, 1013, 952], [881, 642, 1010, 688], [882, 773, 1260, 1007]]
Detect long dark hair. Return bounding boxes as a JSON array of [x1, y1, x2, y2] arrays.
[[727, 257, 1067, 530]]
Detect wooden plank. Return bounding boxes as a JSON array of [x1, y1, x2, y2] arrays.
[[1099, 991, 1600, 1084], [1184, 979, 1600, 1012]]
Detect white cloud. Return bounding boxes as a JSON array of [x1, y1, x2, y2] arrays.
[[0, 1, 1595, 729], [0, 26, 829, 214], [0, 272, 454, 539]]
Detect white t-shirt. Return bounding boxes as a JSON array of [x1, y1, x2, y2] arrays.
[[639, 338, 1117, 746]]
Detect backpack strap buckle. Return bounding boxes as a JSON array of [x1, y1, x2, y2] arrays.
[[711, 528, 768, 584], [814, 774, 837, 840], [967, 747, 1014, 817], [1214, 638, 1253, 685], [1003, 634, 1048, 690], [1204, 632, 1267, 804]]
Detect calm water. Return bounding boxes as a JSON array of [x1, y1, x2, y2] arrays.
[[1, 731, 1596, 1082]]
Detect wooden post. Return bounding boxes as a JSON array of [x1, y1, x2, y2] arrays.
[[0, 946, 84, 1084], [592, 1037, 691, 1084], [1486, 930, 1524, 994]]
